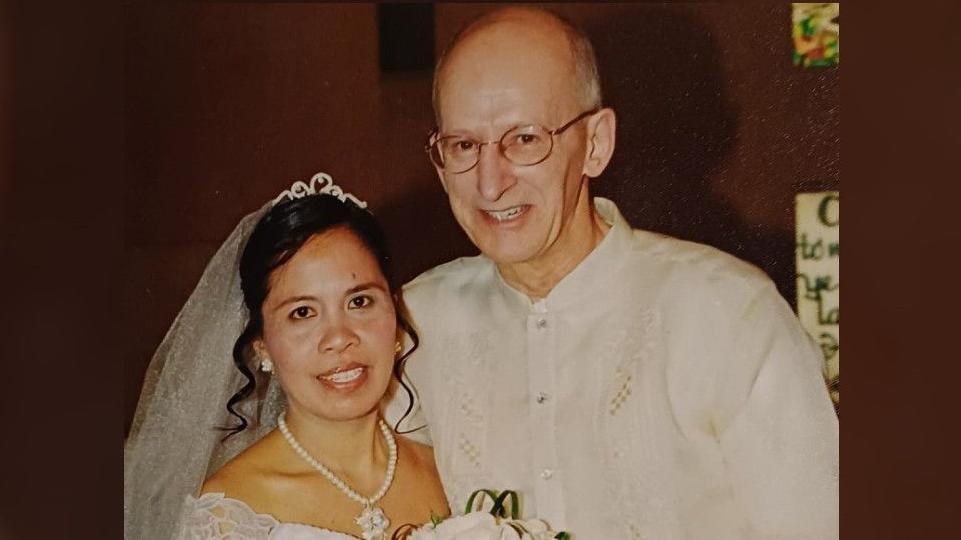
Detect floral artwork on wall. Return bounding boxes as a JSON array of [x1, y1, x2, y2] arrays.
[[792, 3, 839, 67]]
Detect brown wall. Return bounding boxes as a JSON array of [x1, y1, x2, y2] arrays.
[[124, 3, 839, 434]]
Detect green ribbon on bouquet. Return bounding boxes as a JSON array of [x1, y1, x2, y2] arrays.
[[464, 489, 570, 540], [464, 488, 519, 519]]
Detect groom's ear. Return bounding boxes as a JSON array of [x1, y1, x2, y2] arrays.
[[582, 108, 616, 179], [427, 131, 451, 194]]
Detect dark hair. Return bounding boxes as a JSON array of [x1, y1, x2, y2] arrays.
[[223, 194, 420, 438]]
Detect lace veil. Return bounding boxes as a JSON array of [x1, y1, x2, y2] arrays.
[[123, 200, 287, 540], [123, 174, 390, 540]]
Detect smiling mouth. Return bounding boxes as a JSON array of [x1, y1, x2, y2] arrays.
[[319, 366, 365, 384], [484, 205, 528, 222]]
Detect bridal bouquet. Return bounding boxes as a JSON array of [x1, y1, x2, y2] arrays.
[[395, 490, 569, 540]]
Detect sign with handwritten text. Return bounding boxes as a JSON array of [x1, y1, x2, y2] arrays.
[[795, 192, 839, 409]]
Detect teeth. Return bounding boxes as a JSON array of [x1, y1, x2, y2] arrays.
[[321, 367, 364, 384], [487, 206, 523, 221]]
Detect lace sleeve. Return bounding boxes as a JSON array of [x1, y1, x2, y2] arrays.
[[176, 493, 278, 540]]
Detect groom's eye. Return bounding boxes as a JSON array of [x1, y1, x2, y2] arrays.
[[446, 138, 476, 155]]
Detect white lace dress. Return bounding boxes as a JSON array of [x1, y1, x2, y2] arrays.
[[177, 493, 360, 540]]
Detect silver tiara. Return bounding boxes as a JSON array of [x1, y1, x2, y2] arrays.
[[271, 172, 368, 209]]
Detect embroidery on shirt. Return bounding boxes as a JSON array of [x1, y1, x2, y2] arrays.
[[609, 370, 633, 415], [458, 390, 484, 423], [594, 308, 678, 538], [434, 331, 495, 514], [456, 433, 482, 467]]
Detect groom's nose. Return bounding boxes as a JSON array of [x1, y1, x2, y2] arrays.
[[476, 144, 517, 202]]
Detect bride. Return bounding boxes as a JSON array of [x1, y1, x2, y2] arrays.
[[124, 175, 449, 539]]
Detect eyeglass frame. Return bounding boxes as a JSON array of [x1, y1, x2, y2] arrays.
[[425, 108, 600, 174]]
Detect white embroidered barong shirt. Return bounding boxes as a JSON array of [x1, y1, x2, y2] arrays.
[[397, 198, 839, 539]]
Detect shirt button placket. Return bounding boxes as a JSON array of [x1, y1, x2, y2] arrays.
[[527, 299, 562, 520]]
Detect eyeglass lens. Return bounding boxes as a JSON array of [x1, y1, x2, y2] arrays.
[[433, 125, 553, 172], [428, 109, 596, 173]]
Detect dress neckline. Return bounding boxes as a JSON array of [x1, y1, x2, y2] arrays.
[[190, 492, 361, 539]]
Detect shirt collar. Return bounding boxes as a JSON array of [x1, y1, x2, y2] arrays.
[[492, 197, 634, 312]]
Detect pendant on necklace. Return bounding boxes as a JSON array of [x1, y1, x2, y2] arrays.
[[356, 504, 389, 540]]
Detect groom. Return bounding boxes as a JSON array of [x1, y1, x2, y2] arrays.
[[399, 7, 838, 538]]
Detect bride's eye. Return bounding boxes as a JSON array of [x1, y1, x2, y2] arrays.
[[290, 306, 315, 319], [348, 295, 373, 309]]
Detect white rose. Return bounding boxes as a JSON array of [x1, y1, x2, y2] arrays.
[[497, 524, 522, 540], [523, 519, 555, 540], [499, 519, 556, 540], [431, 512, 501, 540]]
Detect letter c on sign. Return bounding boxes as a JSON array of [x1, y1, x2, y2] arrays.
[[818, 193, 839, 227]]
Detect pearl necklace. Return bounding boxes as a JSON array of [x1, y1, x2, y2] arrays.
[[277, 412, 397, 540]]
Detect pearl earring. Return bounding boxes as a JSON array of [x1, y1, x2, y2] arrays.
[[395, 341, 403, 355], [259, 357, 274, 373]]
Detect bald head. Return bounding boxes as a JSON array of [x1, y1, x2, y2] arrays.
[[432, 7, 601, 127]]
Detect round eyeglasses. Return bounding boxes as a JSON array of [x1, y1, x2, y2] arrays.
[[426, 109, 599, 174]]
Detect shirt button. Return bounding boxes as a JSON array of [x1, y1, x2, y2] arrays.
[[535, 392, 550, 404], [536, 318, 547, 329], [540, 468, 554, 480]]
